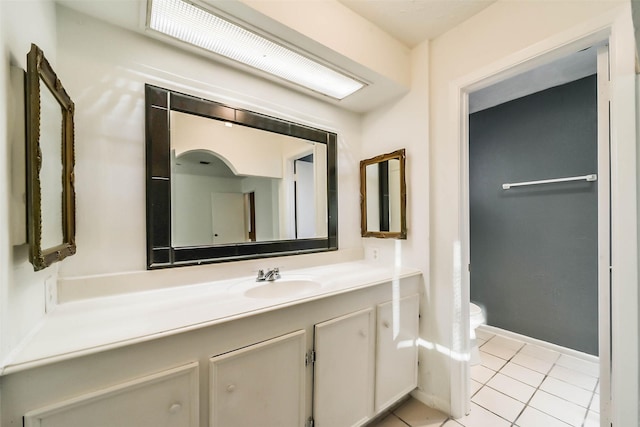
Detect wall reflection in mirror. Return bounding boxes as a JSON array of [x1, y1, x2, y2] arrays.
[[170, 111, 328, 247], [360, 149, 406, 239], [39, 78, 64, 249]]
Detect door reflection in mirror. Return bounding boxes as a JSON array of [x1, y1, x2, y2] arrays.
[[170, 111, 328, 247]]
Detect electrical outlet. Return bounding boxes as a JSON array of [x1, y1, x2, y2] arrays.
[[44, 276, 57, 313], [366, 247, 379, 261]]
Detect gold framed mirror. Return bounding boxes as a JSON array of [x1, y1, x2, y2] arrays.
[[26, 43, 76, 271], [360, 149, 407, 239]]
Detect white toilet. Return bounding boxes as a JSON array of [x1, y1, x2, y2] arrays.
[[470, 302, 486, 365]]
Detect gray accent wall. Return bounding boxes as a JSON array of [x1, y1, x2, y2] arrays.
[[469, 75, 598, 355]]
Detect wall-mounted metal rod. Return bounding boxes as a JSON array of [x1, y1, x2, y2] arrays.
[[502, 174, 597, 190]]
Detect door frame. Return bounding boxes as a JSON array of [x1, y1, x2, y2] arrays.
[[286, 149, 315, 239], [452, 8, 637, 427]]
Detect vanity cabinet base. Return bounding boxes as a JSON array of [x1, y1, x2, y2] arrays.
[[209, 330, 306, 427], [313, 308, 376, 427], [4, 274, 423, 427], [23, 362, 199, 427]]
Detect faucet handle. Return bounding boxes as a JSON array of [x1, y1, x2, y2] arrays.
[[256, 269, 265, 282], [273, 267, 281, 279]]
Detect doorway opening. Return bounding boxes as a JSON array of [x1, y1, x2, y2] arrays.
[[459, 40, 611, 425], [293, 152, 315, 239]]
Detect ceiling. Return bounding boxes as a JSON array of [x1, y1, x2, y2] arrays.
[[55, 0, 501, 111], [337, 0, 496, 47]]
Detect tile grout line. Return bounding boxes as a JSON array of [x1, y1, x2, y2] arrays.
[[580, 381, 599, 427], [481, 340, 546, 426], [539, 360, 598, 422], [478, 336, 595, 427], [471, 337, 525, 425], [394, 413, 412, 427], [510, 343, 554, 427], [508, 343, 595, 426], [393, 332, 600, 427]]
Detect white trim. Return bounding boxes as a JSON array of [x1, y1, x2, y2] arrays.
[[453, 6, 637, 426], [410, 388, 451, 416], [478, 325, 598, 363], [606, 7, 639, 427], [596, 44, 612, 424], [452, 84, 471, 419]]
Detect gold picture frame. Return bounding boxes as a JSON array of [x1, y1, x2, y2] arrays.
[[360, 149, 407, 239], [25, 43, 76, 271]]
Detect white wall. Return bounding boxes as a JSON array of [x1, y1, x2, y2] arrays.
[[1, 0, 57, 366], [360, 40, 431, 405], [171, 111, 286, 179], [241, 176, 279, 241], [54, 5, 363, 282], [173, 174, 244, 246], [637, 73, 640, 417], [429, 0, 634, 419]]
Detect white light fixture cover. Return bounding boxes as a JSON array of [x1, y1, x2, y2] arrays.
[[148, 0, 365, 100]]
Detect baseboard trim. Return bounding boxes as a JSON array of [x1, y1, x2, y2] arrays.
[[410, 389, 451, 416], [479, 324, 599, 363]]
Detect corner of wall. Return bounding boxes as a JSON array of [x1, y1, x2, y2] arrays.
[[1, 0, 57, 364]]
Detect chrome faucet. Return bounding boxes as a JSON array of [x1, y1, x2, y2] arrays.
[[256, 268, 281, 282]]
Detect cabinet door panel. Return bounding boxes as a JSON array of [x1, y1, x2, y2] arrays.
[[209, 330, 306, 427], [376, 294, 419, 411], [314, 308, 375, 427], [24, 362, 199, 427]]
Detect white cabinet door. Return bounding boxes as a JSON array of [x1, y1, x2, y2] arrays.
[[209, 330, 306, 427], [313, 308, 375, 427], [375, 294, 420, 412], [23, 362, 199, 427]]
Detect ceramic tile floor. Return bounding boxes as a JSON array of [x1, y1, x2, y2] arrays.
[[369, 329, 600, 427]]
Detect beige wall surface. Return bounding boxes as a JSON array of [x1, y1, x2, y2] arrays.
[[1, 0, 59, 367], [360, 40, 431, 406]]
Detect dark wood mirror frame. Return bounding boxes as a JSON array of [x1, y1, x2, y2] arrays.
[[26, 43, 76, 271], [145, 84, 338, 269], [360, 149, 407, 239]]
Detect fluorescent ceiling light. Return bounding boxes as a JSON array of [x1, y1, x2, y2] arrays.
[[148, 0, 366, 100]]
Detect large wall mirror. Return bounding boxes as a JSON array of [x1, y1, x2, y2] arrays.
[[145, 85, 337, 268], [26, 43, 76, 271], [360, 149, 407, 239]]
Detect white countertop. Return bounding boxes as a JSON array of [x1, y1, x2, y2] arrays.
[[2, 261, 421, 375]]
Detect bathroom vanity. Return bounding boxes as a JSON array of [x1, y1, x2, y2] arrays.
[[1, 262, 421, 427]]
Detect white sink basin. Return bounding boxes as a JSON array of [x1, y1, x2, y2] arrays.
[[232, 276, 322, 299]]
